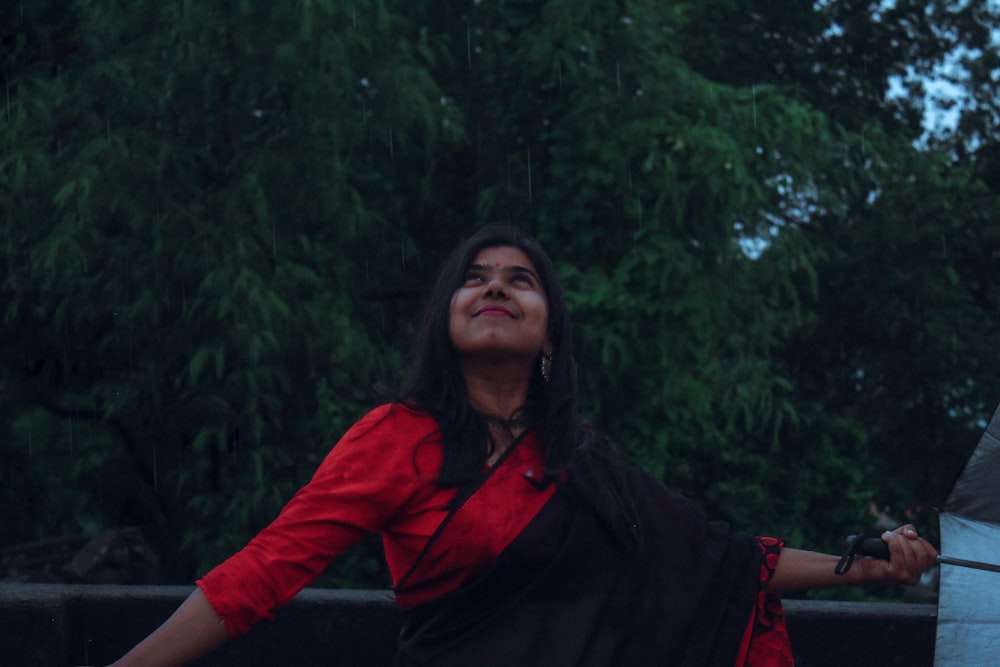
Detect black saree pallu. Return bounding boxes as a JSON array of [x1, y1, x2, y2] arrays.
[[395, 467, 766, 667]]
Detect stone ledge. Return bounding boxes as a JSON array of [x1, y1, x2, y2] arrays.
[[0, 584, 937, 666]]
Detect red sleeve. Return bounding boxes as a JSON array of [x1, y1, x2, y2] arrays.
[[734, 537, 796, 666], [197, 404, 443, 637]]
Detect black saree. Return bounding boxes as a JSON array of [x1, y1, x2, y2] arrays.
[[395, 466, 764, 667]]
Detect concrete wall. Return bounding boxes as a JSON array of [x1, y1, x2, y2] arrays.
[[0, 583, 937, 666]]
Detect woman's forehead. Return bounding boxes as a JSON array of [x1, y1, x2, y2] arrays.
[[469, 245, 536, 270]]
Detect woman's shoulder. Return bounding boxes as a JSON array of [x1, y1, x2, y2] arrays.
[[340, 402, 441, 445], [313, 403, 444, 480]]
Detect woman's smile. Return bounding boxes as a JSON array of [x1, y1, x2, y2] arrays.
[[475, 305, 515, 317]]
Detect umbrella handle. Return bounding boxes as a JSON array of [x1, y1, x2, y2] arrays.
[[836, 534, 891, 573], [846, 534, 891, 560], [846, 536, 1000, 574]]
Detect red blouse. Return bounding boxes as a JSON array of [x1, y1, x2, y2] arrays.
[[197, 404, 553, 637]]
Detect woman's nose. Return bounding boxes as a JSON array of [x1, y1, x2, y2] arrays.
[[484, 276, 506, 296]]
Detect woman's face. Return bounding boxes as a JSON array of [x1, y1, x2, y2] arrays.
[[448, 245, 550, 364]]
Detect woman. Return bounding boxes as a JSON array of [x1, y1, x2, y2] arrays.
[[109, 226, 937, 666]]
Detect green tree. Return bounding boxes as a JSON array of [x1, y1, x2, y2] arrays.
[[0, 0, 452, 581], [2, 0, 998, 599], [668, 0, 1000, 554]]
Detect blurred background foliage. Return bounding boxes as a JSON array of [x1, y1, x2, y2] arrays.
[[2, 0, 999, 600]]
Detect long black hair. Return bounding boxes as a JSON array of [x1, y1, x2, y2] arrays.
[[396, 225, 639, 545]]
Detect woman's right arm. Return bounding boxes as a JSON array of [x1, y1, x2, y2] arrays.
[[107, 405, 426, 665], [108, 587, 229, 667]]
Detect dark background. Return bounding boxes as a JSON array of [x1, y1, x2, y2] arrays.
[[2, 0, 998, 600]]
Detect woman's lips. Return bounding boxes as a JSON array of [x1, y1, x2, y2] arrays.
[[474, 306, 514, 317]]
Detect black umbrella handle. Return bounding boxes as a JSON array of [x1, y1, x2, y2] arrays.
[[836, 534, 890, 574], [849, 534, 891, 560]]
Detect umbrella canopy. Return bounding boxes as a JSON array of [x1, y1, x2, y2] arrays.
[[935, 403, 1000, 666]]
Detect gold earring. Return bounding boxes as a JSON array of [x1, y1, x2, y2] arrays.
[[540, 348, 554, 382]]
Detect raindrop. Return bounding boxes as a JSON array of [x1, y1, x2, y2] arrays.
[[527, 148, 533, 202], [621, 16, 633, 25], [360, 77, 370, 88]]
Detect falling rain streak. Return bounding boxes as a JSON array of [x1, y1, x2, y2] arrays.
[[527, 148, 533, 202]]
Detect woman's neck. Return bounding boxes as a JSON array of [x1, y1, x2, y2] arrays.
[[459, 359, 532, 419]]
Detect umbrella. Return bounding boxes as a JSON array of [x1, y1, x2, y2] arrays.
[[933, 402, 1000, 666], [843, 403, 1000, 666]]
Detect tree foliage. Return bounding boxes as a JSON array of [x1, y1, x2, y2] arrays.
[[2, 0, 998, 597]]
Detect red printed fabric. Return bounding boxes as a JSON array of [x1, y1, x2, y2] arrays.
[[736, 537, 795, 666]]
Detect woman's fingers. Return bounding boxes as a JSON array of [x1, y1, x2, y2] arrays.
[[882, 525, 938, 585]]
